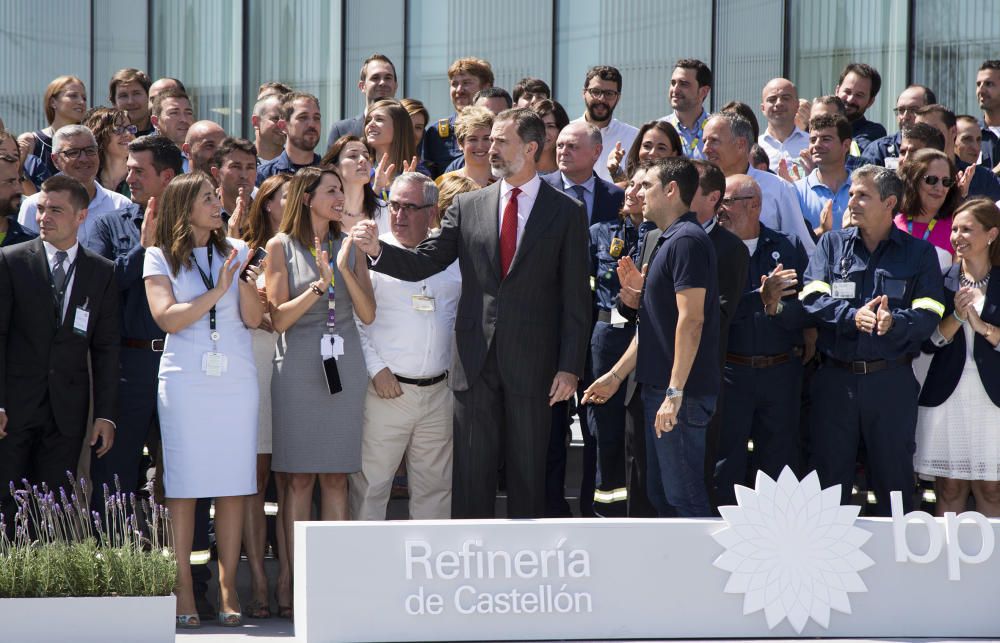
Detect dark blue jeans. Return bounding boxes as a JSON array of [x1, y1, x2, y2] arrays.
[[642, 386, 716, 517]]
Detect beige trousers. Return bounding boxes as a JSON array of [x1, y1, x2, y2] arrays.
[[350, 379, 453, 520]]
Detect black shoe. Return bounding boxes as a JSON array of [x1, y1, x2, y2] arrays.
[[194, 590, 216, 620]]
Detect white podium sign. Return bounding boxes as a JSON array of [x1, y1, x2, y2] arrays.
[[294, 469, 1000, 641]]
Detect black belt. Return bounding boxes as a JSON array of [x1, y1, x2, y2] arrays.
[[122, 338, 164, 352], [394, 372, 447, 387], [726, 347, 801, 368], [823, 355, 911, 375], [596, 309, 633, 324]]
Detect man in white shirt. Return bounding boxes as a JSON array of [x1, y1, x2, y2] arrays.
[[572, 65, 638, 182], [758, 78, 810, 176], [351, 172, 462, 520], [18, 125, 131, 248], [702, 111, 815, 254]]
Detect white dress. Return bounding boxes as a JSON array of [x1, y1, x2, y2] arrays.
[[914, 298, 1000, 480], [144, 239, 258, 498], [251, 271, 275, 454]]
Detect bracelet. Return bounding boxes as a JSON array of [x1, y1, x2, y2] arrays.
[[952, 310, 967, 324], [609, 370, 622, 382], [309, 282, 324, 297]]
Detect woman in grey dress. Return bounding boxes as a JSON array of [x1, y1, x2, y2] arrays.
[[264, 166, 375, 593]]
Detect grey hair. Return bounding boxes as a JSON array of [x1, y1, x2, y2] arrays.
[[252, 94, 280, 119], [706, 111, 754, 150], [52, 124, 97, 153], [851, 164, 904, 213], [391, 171, 438, 207], [564, 121, 602, 147]]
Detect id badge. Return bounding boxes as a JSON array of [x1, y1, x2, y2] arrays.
[[832, 281, 856, 299], [321, 333, 345, 360], [412, 295, 435, 312], [72, 306, 90, 336], [202, 351, 228, 377], [884, 157, 900, 170]]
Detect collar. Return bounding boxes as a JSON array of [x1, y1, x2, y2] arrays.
[[578, 116, 617, 133], [805, 167, 850, 191], [702, 215, 717, 234], [42, 239, 79, 264], [662, 211, 699, 239], [561, 173, 596, 194], [501, 174, 542, 201], [667, 109, 707, 133], [850, 222, 906, 248], [762, 126, 808, 145]]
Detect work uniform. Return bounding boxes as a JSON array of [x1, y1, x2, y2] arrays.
[[716, 225, 808, 506], [800, 224, 944, 515], [587, 216, 656, 517], [422, 114, 461, 178]]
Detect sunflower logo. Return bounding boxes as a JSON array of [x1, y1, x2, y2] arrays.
[[711, 467, 875, 633]]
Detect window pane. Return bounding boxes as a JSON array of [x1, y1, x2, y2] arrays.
[[913, 0, 1000, 119], [714, 0, 783, 112], [151, 0, 243, 136], [344, 0, 405, 120], [247, 0, 343, 150], [788, 0, 908, 133], [555, 0, 711, 128], [406, 0, 553, 121], [0, 0, 90, 136], [93, 0, 148, 104]]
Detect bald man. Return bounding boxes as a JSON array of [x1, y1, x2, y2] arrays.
[[758, 78, 809, 174], [183, 120, 226, 175]]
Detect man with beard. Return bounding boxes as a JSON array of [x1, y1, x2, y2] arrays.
[[256, 92, 322, 186], [209, 137, 257, 226], [0, 150, 34, 247], [662, 59, 712, 160], [572, 66, 638, 182], [834, 63, 887, 154], [351, 108, 591, 518]]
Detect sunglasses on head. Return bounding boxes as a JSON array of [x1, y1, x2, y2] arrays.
[[923, 175, 955, 188]]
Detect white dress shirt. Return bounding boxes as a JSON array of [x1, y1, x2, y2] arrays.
[[571, 116, 639, 182], [42, 240, 79, 321], [747, 166, 816, 255], [19, 180, 132, 248], [499, 174, 542, 248], [357, 233, 462, 379], [758, 127, 810, 174]]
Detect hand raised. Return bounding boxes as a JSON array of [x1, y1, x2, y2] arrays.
[[351, 220, 381, 257], [607, 141, 625, 175], [777, 158, 794, 183], [957, 165, 975, 198], [314, 236, 334, 284], [819, 200, 833, 234], [215, 248, 241, 293], [759, 263, 798, 308], [140, 196, 158, 248], [228, 187, 247, 237], [874, 294, 893, 335], [372, 153, 396, 194], [402, 156, 419, 174]]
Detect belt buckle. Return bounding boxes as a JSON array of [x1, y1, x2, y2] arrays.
[[750, 355, 766, 368], [851, 360, 868, 375], [151, 338, 165, 352]]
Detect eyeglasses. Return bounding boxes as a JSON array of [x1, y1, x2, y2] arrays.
[[585, 88, 620, 100], [923, 175, 955, 188], [114, 124, 138, 136], [388, 201, 431, 214], [57, 146, 99, 160], [721, 195, 754, 205]]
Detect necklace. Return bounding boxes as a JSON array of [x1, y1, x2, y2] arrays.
[[960, 269, 990, 290]]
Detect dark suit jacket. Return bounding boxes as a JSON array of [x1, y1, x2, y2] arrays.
[[0, 238, 119, 436], [708, 221, 750, 361], [541, 171, 624, 226], [919, 265, 1000, 407], [326, 114, 364, 152], [372, 179, 591, 396]]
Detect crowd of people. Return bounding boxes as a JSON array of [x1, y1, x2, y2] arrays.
[[1, 53, 1000, 627]]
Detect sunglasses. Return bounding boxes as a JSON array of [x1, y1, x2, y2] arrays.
[[922, 175, 955, 188], [114, 124, 138, 136]]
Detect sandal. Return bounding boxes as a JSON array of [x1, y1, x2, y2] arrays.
[[275, 587, 293, 620], [246, 600, 271, 619], [175, 614, 201, 629]]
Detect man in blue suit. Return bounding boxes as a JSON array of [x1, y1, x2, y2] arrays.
[[542, 121, 624, 516]]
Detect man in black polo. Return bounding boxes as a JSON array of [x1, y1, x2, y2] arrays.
[[583, 157, 719, 517]]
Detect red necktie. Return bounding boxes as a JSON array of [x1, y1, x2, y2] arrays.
[[500, 187, 521, 278]]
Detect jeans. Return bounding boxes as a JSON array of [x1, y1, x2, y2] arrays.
[[642, 386, 716, 517]]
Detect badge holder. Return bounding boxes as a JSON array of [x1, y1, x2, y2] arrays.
[[317, 239, 343, 395]]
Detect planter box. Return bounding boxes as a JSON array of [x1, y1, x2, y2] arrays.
[[0, 594, 175, 642]]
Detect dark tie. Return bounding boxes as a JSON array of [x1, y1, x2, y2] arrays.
[[500, 187, 521, 278], [52, 250, 68, 292], [571, 184, 588, 218]]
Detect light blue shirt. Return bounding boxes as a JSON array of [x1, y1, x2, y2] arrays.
[[661, 109, 708, 160], [794, 168, 851, 232], [561, 173, 596, 221]]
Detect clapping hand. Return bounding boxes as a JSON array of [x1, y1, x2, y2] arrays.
[[759, 263, 798, 311], [954, 286, 978, 322], [372, 153, 396, 194], [215, 248, 241, 293], [314, 236, 334, 284], [616, 256, 645, 310], [957, 165, 975, 198], [402, 156, 419, 174], [814, 200, 833, 236], [139, 196, 157, 248], [228, 187, 247, 237]]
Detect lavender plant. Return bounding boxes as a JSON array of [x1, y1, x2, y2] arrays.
[[0, 474, 176, 598]]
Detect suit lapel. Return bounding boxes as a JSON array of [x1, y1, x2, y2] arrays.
[[480, 183, 502, 281], [60, 249, 93, 335], [508, 182, 557, 276]]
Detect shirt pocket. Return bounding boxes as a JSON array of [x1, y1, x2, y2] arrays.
[[875, 268, 911, 307]]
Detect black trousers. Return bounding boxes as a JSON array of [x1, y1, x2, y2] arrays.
[[452, 344, 551, 518], [0, 399, 85, 527], [624, 384, 657, 517]]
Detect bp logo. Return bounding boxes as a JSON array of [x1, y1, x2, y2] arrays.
[[711, 467, 874, 633]]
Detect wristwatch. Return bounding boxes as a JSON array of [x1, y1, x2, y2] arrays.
[[665, 387, 684, 399]]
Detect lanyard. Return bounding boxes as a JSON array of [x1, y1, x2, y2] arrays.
[[191, 245, 219, 343], [906, 216, 937, 242], [310, 240, 336, 330], [49, 258, 78, 326]]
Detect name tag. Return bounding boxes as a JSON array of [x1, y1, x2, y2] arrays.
[[412, 295, 435, 312], [321, 333, 345, 360], [832, 281, 856, 299], [72, 307, 90, 336], [609, 307, 629, 328], [202, 351, 228, 377], [884, 157, 900, 170]]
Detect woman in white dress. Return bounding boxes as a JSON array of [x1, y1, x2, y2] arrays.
[[915, 198, 1000, 516], [144, 171, 264, 627]]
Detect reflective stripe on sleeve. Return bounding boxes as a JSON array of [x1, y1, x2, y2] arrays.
[[593, 488, 628, 504], [911, 297, 945, 317], [799, 280, 831, 300]]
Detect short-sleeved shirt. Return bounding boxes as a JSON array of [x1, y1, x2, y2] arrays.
[[636, 212, 719, 395], [255, 149, 321, 186], [794, 168, 851, 231]]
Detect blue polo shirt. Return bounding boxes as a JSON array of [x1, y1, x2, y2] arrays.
[[794, 168, 851, 231], [636, 212, 719, 395], [255, 149, 321, 186]]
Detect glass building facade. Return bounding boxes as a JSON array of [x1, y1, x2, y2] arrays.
[[2, 0, 998, 149]]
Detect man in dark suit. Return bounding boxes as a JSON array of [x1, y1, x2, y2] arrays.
[[0, 175, 119, 521], [326, 54, 398, 149], [541, 120, 624, 516], [352, 108, 590, 518]]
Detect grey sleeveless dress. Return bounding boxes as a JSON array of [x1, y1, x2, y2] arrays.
[[270, 232, 366, 473]]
